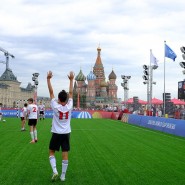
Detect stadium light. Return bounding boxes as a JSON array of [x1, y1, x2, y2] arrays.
[[142, 63, 158, 112], [121, 75, 131, 107], [180, 46, 185, 75], [143, 81, 148, 85], [143, 65, 149, 81], [152, 65, 158, 70], [32, 73, 39, 104], [180, 62, 185, 68], [180, 46, 185, 60]]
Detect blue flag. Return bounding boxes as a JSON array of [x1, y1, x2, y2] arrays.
[[165, 44, 177, 61]]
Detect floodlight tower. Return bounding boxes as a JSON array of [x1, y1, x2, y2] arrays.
[[180, 46, 185, 76], [0, 47, 15, 69], [32, 73, 39, 104], [142, 65, 150, 107], [142, 64, 157, 111], [149, 65, 158, 110], [121, 75, 131, 107]]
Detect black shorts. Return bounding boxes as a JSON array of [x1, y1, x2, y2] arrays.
[[20, 117, 25, 121], [40, 111, 44, 115], [49, 133, 70, 152], [28, 119, 37, 126]]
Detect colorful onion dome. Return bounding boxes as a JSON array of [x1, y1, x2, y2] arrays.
[[108, 70, 117, 80], [75, 69, 86, 81], [100, 80, 108, 87], [87, 71, 96, 81]]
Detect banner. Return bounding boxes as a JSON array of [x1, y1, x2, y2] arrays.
[[126, 114, 185, 137]]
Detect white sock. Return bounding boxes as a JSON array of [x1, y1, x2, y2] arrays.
[[34, 130, 37, 140], [61, 160, 68, 179], [30, 132, 34, 140], [49, 156, 58, 174]]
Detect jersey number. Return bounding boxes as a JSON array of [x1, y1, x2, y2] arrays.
[[32, 107, 37, 112], [59, 111, 69, 120]]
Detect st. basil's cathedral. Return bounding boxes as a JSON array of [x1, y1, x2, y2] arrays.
[[73, 46, 118, 109]]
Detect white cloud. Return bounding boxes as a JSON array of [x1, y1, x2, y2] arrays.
[[0, 0, 185, 101]]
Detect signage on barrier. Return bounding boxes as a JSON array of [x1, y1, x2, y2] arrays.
[[147, 120, 176, 129], [127, 114, 185, 137]]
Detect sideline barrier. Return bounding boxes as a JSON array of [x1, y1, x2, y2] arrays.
[[1, 109, 55, 118], [2, 109, 184, 138], [126, 114, 185, 138], [1, 109, 118, 119], [1, 109, 17, 117]]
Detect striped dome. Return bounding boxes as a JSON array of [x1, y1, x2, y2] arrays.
[[87, 71, 96, 81], [75, 69, 86, 81], [77, 111, 92, 119]]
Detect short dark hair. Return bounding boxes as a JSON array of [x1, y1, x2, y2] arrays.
[[27, 98, 33, 102], [24, 103, 28, 107], [58, 90, 68, 102]]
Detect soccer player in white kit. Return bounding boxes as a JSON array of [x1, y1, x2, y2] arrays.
[[20, 103, 28, 131], [0, 104, 2, 121], [47, 71, 74, 182], [38, 101, 45, 120], [27, 98, 38, 143]]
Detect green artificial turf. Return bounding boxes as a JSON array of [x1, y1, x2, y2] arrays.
[[0, 118, 185, 185]]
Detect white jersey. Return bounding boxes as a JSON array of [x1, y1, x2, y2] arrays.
[[27, 104, 38, 119], [20, 107, 27, 118], [50, 98, 73, 134], [38, 104, 45, 112]]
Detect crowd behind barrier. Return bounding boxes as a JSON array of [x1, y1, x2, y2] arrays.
[[1, 108, 185, 138]]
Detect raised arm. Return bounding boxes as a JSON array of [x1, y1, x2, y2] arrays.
[[47, 71, 54, 100], [68, 71, 74, 99]]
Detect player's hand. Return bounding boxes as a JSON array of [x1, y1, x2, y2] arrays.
[[47, 71, 53, 79], [68, 71, 75, 80]]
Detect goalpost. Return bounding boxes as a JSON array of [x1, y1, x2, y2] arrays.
[[16, 100, 27, 118]]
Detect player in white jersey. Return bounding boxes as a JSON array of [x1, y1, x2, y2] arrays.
[[38, 101, 45, 120], [20, 103, 28, 131], [47, 70, 74, 182], [0, 104, 2, 121], [27, 98, 38, 143]]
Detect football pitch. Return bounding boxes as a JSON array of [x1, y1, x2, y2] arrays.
[[0, 118, 185, 185]]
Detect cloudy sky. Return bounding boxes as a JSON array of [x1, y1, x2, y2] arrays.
[[0, 0, 185, 101]]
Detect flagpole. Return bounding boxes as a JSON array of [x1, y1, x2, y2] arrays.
[[164, 41, 166, 116]]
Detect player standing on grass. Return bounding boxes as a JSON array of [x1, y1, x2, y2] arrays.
[[38, 101, 45, 120], [0, 103, 2, 121], [47, 70, 74, 182], [20, 103, 28, 131], [27, 98, 38, 143]]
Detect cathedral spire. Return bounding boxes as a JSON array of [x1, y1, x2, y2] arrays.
[[95, 46, 102, 66]]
